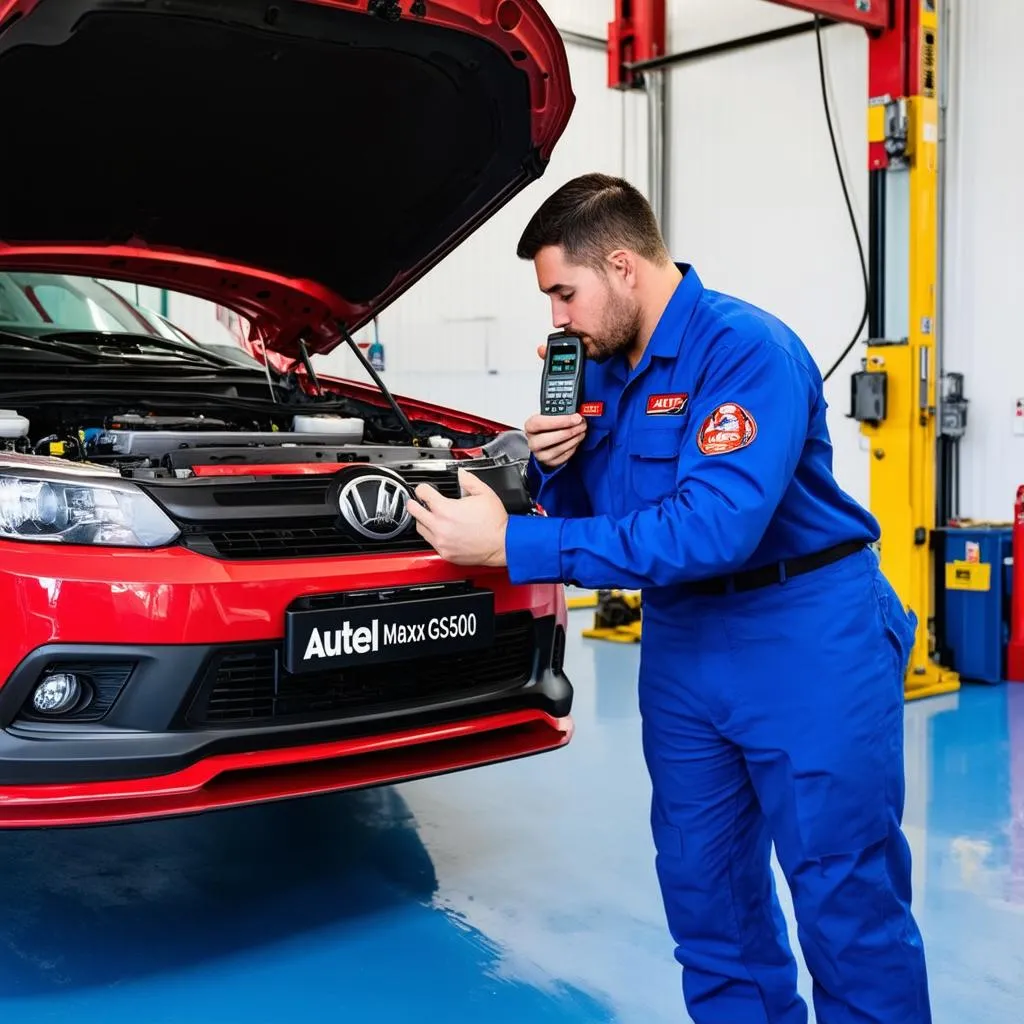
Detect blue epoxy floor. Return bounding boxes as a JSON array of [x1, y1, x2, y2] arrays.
[[1, 609, 1023, 1022]]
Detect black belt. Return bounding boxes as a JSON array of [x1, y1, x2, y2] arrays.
[[686, 541, 867, 596]]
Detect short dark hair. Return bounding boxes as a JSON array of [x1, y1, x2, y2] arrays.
[[516, 172, 670, 270]]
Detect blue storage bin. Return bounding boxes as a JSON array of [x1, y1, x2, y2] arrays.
[[939, 526, 1013, 684]]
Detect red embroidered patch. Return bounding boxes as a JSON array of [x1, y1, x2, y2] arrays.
[[697, 403, 757, 455], [646, 393, 689, 415], [579, 401, 605, 417]]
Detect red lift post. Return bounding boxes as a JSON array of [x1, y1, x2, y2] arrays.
[[607, 0, 667, 90]]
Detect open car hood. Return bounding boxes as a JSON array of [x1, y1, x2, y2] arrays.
[[0, 0, 574, 358]]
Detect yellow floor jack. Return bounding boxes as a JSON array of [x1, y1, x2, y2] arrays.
[[568, 589, 642, 643]]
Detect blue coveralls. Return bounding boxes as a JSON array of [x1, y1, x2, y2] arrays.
[[504, 265, 931, 1023]]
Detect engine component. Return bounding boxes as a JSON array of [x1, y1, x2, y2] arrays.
[[106, 413, 231, 431], [0, 408, 30, 453], [292, 414, 365, 441], [0, 408, 29, 438], [481, 429, 530, 464], [459, 462, 534, 515], [36, 431, 84, 461], [163, 446, 373, 471], [96, 427, 367, 458]]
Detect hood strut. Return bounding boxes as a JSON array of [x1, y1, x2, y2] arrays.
[[337, 321, 417, 444], [297, 337, 323, 398]]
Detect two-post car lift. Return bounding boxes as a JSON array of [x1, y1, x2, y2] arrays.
[[597, 1, 958, 699]]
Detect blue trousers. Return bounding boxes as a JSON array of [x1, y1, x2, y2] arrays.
[[639, 549, 931, 1023]]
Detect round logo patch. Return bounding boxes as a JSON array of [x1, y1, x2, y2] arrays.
[[697, 403, 757, 455]]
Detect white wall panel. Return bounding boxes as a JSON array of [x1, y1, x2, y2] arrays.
[[538, 0, 614, 40], [665, 22, 871, 507], [942, 0, 1024, 522], [313, 40, 650, 431], [668, 0, 811, 50]]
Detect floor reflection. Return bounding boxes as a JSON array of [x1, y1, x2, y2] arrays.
[[911, 683, 1024, 1024], [0, 784, 615, 1022], [0, 615, 1021, 1023]]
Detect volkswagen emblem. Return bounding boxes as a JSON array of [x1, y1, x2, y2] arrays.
[[337, 472, 413, 540]]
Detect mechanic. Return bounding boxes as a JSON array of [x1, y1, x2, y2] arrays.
[[408, 173, 931, 1024]]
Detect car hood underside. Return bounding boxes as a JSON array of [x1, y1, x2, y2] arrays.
[[0, 0, 573, 358]]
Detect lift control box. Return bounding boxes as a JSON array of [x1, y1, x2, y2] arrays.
[[850, 370, 887, 424]]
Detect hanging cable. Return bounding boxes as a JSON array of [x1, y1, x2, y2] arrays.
[[814, 15, 870, 383]]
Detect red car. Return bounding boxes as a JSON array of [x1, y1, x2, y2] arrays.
[[0, 0, 575, 827]]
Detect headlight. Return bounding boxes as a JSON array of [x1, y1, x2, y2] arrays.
[[0, 474, 180, 547]]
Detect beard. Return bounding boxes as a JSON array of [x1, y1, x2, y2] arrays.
[[583, 287, 642, 362]]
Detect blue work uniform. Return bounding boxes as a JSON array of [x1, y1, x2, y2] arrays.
[[504, 265, 931, 1024]]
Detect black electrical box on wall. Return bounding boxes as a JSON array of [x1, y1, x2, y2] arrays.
[[850, 370, 887, 424]]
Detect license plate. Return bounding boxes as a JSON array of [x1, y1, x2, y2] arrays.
[[283, 589, 495, 674]]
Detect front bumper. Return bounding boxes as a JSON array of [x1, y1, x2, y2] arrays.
[[0, 709, 572, 828], [0, 542, 572, 827]]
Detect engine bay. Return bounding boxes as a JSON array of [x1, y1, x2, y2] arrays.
[[0, 345, 538, 553], [0, 394, 534, 551], [0, 343, 537, 551], [0, 373, 516, 485]]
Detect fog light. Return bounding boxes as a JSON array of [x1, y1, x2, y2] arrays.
[[32, 672, 82, 714]]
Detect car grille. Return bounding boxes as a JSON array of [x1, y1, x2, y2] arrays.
[[188, 612, 537, 726], [179, 466, 461, 560], [181, 519, 431, 559]]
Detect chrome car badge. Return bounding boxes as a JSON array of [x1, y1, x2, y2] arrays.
[[338, 474, 413, 540]]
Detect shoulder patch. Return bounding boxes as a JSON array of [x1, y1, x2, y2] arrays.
[[697, 403, 757, 455]]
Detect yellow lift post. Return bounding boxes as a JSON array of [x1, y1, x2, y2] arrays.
[[811, 0, 960, 700]]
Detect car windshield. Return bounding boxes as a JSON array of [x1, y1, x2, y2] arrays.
[[0, 272, 261, 368]]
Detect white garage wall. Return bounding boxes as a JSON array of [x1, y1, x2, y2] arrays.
[[537, 0, 613, 39], [664, 10, 871, 507], [942, 0, 1024, 522], [669, 0, 813, 49], [312, 36, 650, 431]]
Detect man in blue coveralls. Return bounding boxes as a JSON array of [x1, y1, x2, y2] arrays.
[[407, 173, 931, 1023]]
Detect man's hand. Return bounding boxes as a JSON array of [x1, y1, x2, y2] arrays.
[[525, 412, 587, 469], [407, 468, 509, 567]]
